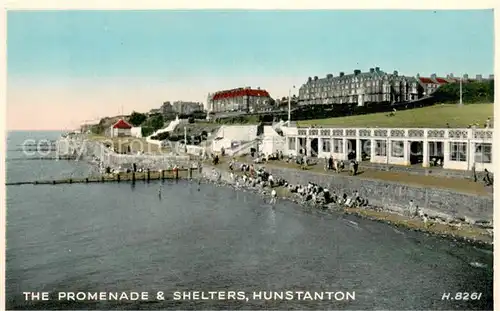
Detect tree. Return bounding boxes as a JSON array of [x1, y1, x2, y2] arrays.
[[149, 114, 165, 131], [129, 111, 147, 126]]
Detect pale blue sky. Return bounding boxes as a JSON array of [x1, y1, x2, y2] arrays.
[[6, 10, 494, 130]]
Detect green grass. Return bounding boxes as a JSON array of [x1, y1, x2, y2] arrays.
[[297, 103, 494, 128]]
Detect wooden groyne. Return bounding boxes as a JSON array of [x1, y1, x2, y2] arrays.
[[5, 168, 200, 186], [8, 155, 79, 161], [11, 147, 58, 152]]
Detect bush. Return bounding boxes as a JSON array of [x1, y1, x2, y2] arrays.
[[432, 80, 494, 104], [141, 126, 154, 137], [129, 111, 147, 126]]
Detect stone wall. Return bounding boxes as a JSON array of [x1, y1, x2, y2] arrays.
[[57, 138, 192, 170], [263, 166, 493, 222]]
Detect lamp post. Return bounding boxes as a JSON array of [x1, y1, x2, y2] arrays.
[[288, 85, 295, 125], [184, 126, 187, 153]]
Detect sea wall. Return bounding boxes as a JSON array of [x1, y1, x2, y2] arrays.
[[56, 137, 192, 170], [262, 166, 493, 223]]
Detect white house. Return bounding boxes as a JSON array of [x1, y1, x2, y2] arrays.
[[109, 119, 133, 137], [259, 126, 286, 156], [211, 125, 259, 152], [130, 127, 142, 138]]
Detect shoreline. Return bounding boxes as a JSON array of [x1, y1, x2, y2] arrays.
[[57, 135, 493, 248], [201, 164, 493, 249]]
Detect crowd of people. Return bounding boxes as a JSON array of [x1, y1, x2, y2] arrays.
[[203, 159, 472, 230], [216, 160, 372, 210]]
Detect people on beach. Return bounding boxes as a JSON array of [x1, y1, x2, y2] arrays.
[[483, 169, 493, 186], [270, 189, 277, 204]]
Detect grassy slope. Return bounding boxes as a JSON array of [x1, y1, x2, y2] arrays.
[[298, 103, 493, 128]]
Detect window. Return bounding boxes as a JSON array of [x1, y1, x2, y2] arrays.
[[475, 143, 492, 163], [391, 141, 404, 158], [375, 140, 387, 156], [322, 139, 331, 152], [450, 142, 467, 162], [288, 137, 296, 150], [333, 139, 343, 153]]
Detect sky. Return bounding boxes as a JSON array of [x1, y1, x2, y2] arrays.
[[6, 9, 494, 130]]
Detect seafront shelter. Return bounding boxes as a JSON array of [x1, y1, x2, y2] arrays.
[[283, 127, 494, 172]]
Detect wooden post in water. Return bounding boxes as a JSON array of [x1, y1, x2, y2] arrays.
[[101, 176, 105, 183], [132, 172, 136, 182], [161, 170, 165, 180], [188, 167, 193, 179], [117, 174, 120, 182], [85, 178, 89, 183], [174, 168, 179, 180], [69, 178, 72, 184], [147, 169, 150, 182]]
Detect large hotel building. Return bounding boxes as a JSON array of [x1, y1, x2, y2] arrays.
[[298, 67, 493, 106], [207, 87, 272, 113]]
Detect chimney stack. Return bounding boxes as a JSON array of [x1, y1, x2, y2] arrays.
[[354, 69, 361, 75], [375, 67, 380, 72], [431, 73, 437, 79], [339, 72, 345, 77], [369, 68, 375, 73], [393, 70, 398, 76]]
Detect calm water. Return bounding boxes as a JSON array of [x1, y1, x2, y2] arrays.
[[6, 131, 494, 310]]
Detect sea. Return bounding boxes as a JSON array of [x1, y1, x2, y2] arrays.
[[5, 130, 494, 310]]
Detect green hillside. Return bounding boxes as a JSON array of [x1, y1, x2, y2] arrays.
[[298, 103, 494, 128]]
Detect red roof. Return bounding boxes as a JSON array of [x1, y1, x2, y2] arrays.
[[419, 77, 435, 84], [212, 88, 270, 100], [435, 78, 449, 84], [112, 119, 132, 129]]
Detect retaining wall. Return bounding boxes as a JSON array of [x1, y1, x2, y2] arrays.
[[263, 166, 493, 223], [56, 138, 192, 170]]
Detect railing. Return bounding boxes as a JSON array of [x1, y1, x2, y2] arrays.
[[295, 127, 493, 141]]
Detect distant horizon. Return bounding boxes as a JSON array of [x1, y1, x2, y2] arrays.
[[7, 10, 494, 130]]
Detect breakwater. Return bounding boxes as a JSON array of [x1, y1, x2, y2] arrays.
[[6, 168, 199, 186]]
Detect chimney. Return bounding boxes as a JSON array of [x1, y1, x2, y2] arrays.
[[354, 69, 361, 75], [308, 77, 312, 82], [375, 67, 380, 72], [416, 73, 420, 78], [326, 73, 333, 79], [339, 72, 345, 77], [369, 68, 375, 73], [476, 74, 482, 80], [449, 73, 454, 78], [393, 70, 398, 76], [314, 76, 318, 81], [431, 73, 436, 79]]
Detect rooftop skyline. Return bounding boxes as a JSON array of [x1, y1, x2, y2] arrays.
[[6, 9, 494, 130]]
